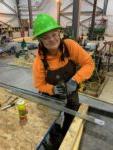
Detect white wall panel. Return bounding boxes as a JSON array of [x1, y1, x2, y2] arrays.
[[0, 15, 19, 27], [106, 15, 113, 36], [0, 3, 14, 13], [4, 0, 17, 10], [61, 0, 73, 10], [0, 0, 19, 27], [106, 0, 113, 15], [81, 0, 93, 11]]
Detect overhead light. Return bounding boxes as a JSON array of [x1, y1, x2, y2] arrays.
[[56, 0, 60, 3]]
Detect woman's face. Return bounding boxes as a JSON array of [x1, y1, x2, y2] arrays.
[[40, 30, 60, 55]]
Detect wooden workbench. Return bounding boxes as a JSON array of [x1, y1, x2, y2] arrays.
[[0, 87, 58, 150]]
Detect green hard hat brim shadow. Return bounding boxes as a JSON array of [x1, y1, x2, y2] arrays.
[[33, 26, 62, 40]]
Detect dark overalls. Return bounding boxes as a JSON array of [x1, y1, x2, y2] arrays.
[[45, 59, 80, 136]]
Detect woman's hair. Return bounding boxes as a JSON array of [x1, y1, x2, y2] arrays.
[[38, 39, 69, 70]]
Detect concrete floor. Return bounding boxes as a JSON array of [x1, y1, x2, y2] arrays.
[[80, 73, 113, 149], [0, 56, 37, 92], [80, 108, 113, 150]]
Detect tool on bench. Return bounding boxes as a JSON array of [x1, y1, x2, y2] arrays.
[[0, 82, 105, 126], [1, 102, 16, 110], [3, 95, 12, 104], [0, 96, 11, 108], [1, 96, 18, 110]]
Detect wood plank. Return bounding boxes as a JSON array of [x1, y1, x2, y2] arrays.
[[13, 37, 33, 42], [73, 124, 84, 150], [59, 104, 88, 150]]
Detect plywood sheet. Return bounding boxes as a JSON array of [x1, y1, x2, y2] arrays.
[[0, 87, 58, 150], [13, 37, 33, 43]]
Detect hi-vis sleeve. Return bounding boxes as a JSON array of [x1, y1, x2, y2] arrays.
[[65, 39, 95, 83], [32, 55, 54, 95]]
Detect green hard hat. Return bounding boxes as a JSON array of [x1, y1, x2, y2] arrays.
[[33, 13, 61, 38]]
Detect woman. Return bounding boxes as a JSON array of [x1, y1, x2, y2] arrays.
[[32, 13, 94, 141]]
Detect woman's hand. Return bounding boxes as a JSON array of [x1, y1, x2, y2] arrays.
[[66, 79, 78, 94], [53, 84, 66, 96]]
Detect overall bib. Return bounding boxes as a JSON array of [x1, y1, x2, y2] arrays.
[[45, 59, 80, 135]]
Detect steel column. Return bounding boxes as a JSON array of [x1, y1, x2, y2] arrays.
[[56, 0, 61, 25], [103, 0, 108, 15], [89, 0, 97, 40], [15, 0, 21, 27], [28, 0, 33, 28], [72, 0, 80, 40]]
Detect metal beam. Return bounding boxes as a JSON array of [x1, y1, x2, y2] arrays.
[[103, 0, 108, 15], [1, 1, 16, 14], [0, 13, 16, 16], [15, 0, 21, 27], [81, 10, 102, 14], [28, 0, 33, 28], [60, 12, 72, 16], [72, 0, 80, 40], [0, 82, 105, 125], [61, 14, 72, 21], [61, 11, 102, 16], [57, 0, 61, 25], [85, 0, 102, 11], [79, 93, 113, 113], [61, 2, 73, 13], [80, 11, 102, 23], [89, 0, 97, 39], [0, 20, 10, 26]]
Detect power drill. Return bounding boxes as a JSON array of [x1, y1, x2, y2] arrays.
[[56, 75, 67, 100]]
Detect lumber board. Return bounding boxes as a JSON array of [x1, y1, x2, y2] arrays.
[[73, 124, 83, 150], [8, 54, 34, 68], [13, 37, 38, 44], [0, 87, 58, 150], [59, 104, 88, 150], [13, 37, 33, 42]]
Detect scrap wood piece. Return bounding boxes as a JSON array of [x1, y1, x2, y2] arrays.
[[0, 87, 19, 106], [72, 124, 83, 150], [59, 104, 88, 150]]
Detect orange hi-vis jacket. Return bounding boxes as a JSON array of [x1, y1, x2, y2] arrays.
[[33, 39, 95, 95]]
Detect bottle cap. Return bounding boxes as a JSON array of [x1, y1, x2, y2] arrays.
[[17, 98, 25, 110], [17, 98, 25, 105]]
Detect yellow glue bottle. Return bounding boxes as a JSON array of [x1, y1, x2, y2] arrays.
[[17, 98, 28, 125]]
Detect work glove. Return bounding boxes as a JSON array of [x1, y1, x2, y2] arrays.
[[66, 79, 78, 94], [53, 84, 66, 97]]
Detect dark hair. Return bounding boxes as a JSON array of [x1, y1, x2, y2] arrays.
[[38, 39, 69, 69]]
